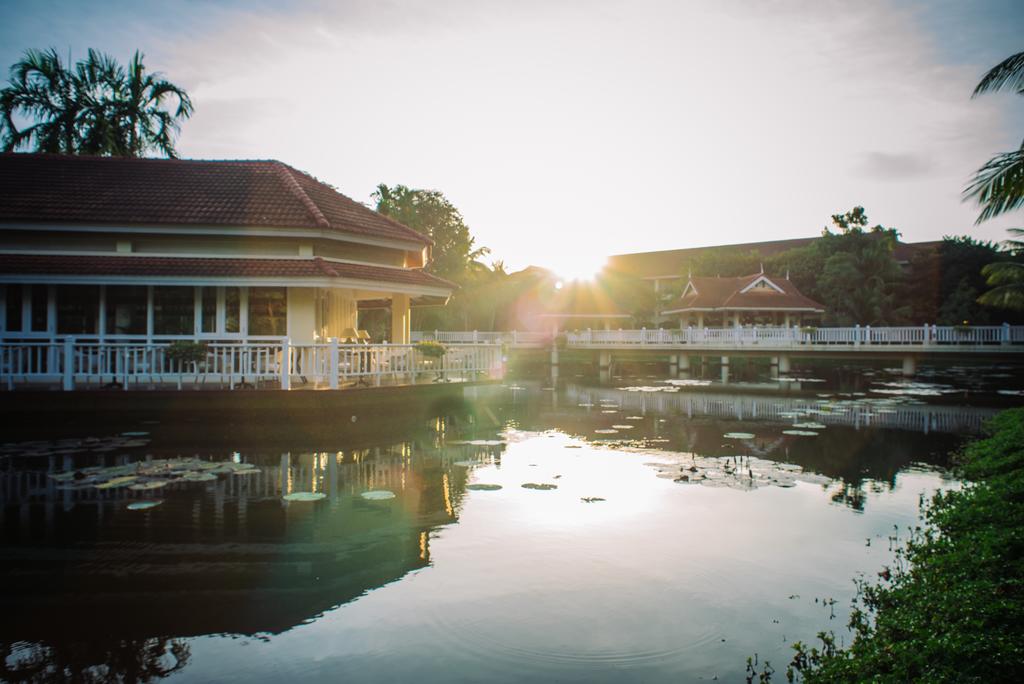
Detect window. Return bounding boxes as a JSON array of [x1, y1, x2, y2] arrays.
[[248, 287, 287, 336], [5, 284, 23, 332], [225, 287, 241, 333], [30, 285, 48, 331], [56, 285, 100, 335], [105, 286, 148, 335], [201, 287, 217, 333], [153, 286, 195, 335]]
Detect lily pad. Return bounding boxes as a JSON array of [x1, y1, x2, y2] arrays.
[[284, 492, 327, 502], [95, 476, 136, 489], [522, 482, 557, 490], [611, 424, 636, 429], [360, 490, 396, 500], [128, 480, 169, 491], [594, 429, 619, 434], [793, 422, 827, 430], [127, 500, 163, 511], [783, 430, 819, 437], [467, 484, 502, 491], [182, 472, 217, 482], [723, 432, 756, 439]]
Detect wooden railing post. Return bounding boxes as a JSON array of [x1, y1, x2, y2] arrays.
[[280, 338, 291, 390], [62, 337, 74, 391]]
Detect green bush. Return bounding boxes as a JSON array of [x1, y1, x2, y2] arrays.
[[165, 341, 208, 365], [414, 341, 447, 359], [781, 408, 1024, 683]]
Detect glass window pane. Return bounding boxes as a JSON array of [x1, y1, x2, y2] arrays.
[[248, 287, 287, 336], [225, 287, 241, 333], [105, 286, 148, 335], [56, 285, 100, 335], [30, 285, 48, 332], [5, 284, 23, 332], [201, 287, 217, 333], [153, 286, 195, 335]]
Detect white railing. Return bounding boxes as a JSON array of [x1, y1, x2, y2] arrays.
[[564, 325, 1024, 350], [0, 339, 504, 391], [412, 330, 551, 346]]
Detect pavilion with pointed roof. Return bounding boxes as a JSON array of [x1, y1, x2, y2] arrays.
[[662, 271, 824, 327]]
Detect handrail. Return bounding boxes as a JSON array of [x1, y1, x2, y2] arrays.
[[0, 339, 504, 391]]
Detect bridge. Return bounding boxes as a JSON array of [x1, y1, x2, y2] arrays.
[[415, 325, 1024, 380]]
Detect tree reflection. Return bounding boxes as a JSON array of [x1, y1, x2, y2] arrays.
[[0, 638, 190, 683]]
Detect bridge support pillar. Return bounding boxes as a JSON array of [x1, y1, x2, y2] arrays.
[[720, 356, 730, 384], [769, 356, 779, 379], [678, 354, 690, 378], [902, 356, 916, 378], [599, 351, 612, 383], [550, 344, 559, 382], [778, 354, 791, 375], [669, 354, 678, 377]]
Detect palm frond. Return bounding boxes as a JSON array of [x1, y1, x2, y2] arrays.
[[973, 50, 1024, 97], [964, 148, 1024, 223]]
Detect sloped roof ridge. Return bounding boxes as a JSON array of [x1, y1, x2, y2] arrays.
[[273, 163, 330, 229]]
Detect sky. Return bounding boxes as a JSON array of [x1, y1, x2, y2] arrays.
[[1, 0, 1023, 278]]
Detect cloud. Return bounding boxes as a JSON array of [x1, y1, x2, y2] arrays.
[[857, 152, 933, 180]]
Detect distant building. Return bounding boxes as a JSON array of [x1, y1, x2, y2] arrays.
[[0, 154, 454, 345], [662, 271, 824, 327]]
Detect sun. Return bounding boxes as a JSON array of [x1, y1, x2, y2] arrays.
[[551, 254, 608, 282]]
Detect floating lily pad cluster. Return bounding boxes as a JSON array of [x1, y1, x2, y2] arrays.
[[1, 432, 151, 459], [48, 457, 260, 492], [650, 454, 830, 491]]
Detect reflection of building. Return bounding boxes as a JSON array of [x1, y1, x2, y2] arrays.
[[0, 155, 453, 345], [0, 441, 486, 645], [663, 272, 825, 327]]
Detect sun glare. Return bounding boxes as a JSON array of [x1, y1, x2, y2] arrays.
[[551, 255, 607, 282]]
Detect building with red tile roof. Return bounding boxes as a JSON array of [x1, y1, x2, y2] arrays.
[[0, 154, 453, 344], [663, 272, 824, 327]]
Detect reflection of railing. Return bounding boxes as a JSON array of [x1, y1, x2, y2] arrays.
[[564, 325, 1024, 351], [412, 330, 550, 346], [565, 385, 998, 435], [0, 339, 504, 390]]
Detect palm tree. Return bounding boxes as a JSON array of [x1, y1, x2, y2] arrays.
[[0, 48, 82, 153], [966, 50, 1024, 310], [0, 48, 192, 157], [979, 228, 1024, 309], [109, 50, 193, 157], [965, 51, 1024, 223]]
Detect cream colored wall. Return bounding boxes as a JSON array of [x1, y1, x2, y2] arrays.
[[287, 287, 317, 345], [0, 229, 412, 267]]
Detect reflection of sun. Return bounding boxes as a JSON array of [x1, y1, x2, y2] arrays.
[[551, 254, 607, 282]]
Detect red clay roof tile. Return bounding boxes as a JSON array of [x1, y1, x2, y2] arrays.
[[0, 154, 430, 246]]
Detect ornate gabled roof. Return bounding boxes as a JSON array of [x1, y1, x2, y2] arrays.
[[664, 273, 824, 313]]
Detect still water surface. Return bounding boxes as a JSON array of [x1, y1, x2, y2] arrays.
[[0, 376, 1010, 682]]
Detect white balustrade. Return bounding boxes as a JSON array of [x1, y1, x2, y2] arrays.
[[0, 339, 504, 391]]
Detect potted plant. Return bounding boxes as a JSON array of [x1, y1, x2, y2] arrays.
[[165, 341, 209, 389], [414, 341, 447, 381]]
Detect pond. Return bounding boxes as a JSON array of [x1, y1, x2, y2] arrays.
[[0, 368, 1017, 682]]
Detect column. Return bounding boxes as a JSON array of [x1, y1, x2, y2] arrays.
[[720, 356, 730, 384], [599, 351, 612, 384], [286, 287, 317, 345], [391, 294, 411, 344], [669, 354, 678, 377], [769, 356, 779, 379], [778, 354, 791, 375], [902, 356, 916, 378], [678, 354, 690, 378]]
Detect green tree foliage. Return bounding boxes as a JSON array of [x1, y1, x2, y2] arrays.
[[373, 184, 508, 330], [373, 184, 488, 282], [0, 48, 192, 157], [966, 50, 1024, 310], [783, 409, 1024, 683], [979, 228, 1024, 311]]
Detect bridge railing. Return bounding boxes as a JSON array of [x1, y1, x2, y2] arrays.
[[0, 339, 504, 391], [412, 330, 550, 346], [564, 324, 1024, 349]]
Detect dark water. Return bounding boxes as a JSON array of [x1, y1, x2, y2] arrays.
[[0, 368, 1016, 682]]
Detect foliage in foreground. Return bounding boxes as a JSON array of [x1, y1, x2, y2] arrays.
[[778, 408, 1024, 683]]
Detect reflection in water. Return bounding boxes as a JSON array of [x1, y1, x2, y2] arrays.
[[0, 381, 999, 682]]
